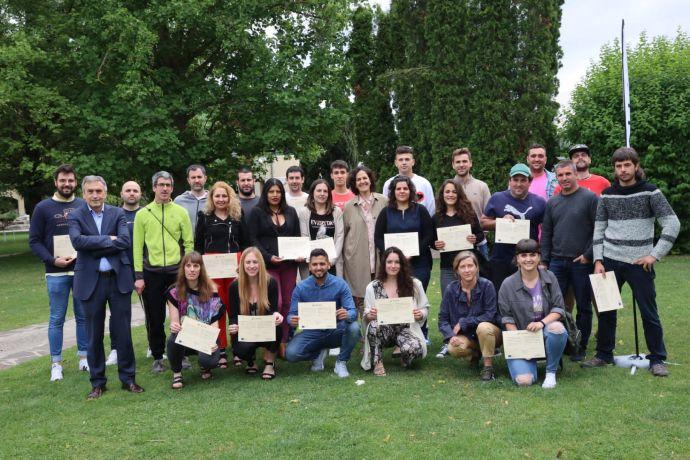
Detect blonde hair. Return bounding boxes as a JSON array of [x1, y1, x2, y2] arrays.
[[452, 251, 479, 278], [238, 247, 272, 315], [205, 181, 242, 221]]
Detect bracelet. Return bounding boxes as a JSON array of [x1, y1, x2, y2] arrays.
[[539, 320, 546, 328]]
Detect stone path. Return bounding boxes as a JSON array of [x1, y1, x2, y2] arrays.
[[0, 304, 146, 370]]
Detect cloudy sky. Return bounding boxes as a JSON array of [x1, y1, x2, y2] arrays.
[[370, 0, 689, 110]]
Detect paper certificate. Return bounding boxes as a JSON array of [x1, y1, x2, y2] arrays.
[[298, 301, 337, 329], [436, 225, 473, 252], [278, 236, 311, 260], [495, 218, 530, 244], [589, 272, 624, 313], [502, 330, 546, 360], [174, 317, 219, 355], [237, 315, 276, 343], [377, 297, 414, 325], [202, 253, 239, 279], [53, 234, 77, 258], [384, 232, 420, 257], [309, 237, 337, 260]]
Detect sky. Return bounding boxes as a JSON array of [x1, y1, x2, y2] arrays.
[[370, 0, 689, 110]]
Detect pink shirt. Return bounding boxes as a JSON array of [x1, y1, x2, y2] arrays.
[[332, 190, 355, 211], [529, 173, 548, 201]]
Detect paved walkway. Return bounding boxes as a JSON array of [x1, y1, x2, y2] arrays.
[[0, 304, 146, 370]]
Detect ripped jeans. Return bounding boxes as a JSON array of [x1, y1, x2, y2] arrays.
[[506, 323, 567, 384]]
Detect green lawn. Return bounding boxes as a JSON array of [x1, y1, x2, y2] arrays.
[[0, 252, 688, 458]]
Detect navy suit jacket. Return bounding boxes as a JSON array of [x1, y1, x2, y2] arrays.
[[69, 204, 134, 301]]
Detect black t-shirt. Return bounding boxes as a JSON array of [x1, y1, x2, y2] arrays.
[[309, 211, 335, 240]]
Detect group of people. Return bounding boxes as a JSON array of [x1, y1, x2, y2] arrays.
[[28, 142, 680, 399]]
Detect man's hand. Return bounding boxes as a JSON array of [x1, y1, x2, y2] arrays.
[[228, 324, 239, 335], [452, 323, 461, 335], [434, 240, 445, 250], [290, 316, 299, 327], [633, 255, 657, 272], [134, 279, 145, 295], [110, 235, 117, 241], [170, 321, 181, 333], [573, 254, 589, 264], [336, 308, 349, 321], [593, 260, 606, 277], [502, 214, 516, 222], [54, 256, 74, 268]]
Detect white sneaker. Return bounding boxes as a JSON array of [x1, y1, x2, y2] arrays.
[[181, 356, 192, 370], [542, 372, 557, 389], [50, 363, 63, 381], [146, 348, 152, 358], [333, 360, 350, 378], [310, 349, 328, 372], [329, 347, 340, 356], [79, 358, 90, 372], [436, 344, 449, 358], [105, 349, 118, 366]]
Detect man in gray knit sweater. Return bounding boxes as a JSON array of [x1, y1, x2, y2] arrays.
[[582, 147, 680, 376]]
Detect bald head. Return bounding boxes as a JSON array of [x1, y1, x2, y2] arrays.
[[121, 181, 142, 209]]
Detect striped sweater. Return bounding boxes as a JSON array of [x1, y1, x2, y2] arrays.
[[593, 180, 680, 263]]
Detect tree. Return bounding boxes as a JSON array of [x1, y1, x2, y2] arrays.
[[0, 0, 353, 211], [561, 32, 690, 252]]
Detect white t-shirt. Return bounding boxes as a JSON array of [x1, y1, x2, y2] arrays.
[[285, 191, 308, 208], [382, 174, 435, 215]]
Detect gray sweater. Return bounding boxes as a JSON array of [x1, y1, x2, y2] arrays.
[[173, 190, 208, 233], [498, 268, 565, 330], [541, 187, 598, 264]]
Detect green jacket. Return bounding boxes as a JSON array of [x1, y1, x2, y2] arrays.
[[133, 201, 194, 278]]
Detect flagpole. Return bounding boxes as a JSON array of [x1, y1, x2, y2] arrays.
[[622, 19, 631, 148]]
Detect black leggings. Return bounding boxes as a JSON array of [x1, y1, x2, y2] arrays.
[[167, 333, 220, 372]]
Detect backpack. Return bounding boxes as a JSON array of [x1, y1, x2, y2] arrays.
[[561, 309, 582, 356]]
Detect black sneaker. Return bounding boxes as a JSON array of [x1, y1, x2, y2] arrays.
[[479, 366, 495, 381], [580, 357, 613, 368], [569, 351, 586, 362]]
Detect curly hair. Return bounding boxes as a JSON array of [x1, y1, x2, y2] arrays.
[[375, 246, 416, 298], [387, 175, 417, 209], [204, 181, 242, 221], [435, 179, 475, 225]]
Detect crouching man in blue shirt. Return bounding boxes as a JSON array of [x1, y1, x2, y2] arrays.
[[286, 248, 361, 377]]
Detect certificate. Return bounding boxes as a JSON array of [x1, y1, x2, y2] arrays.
[[436, 225, 473, 252], [502, 330, 546, 360], [174, 317, 219, 355], [278, 236, 311, 260], [309, 237, 336, 260], [298, 301, 337, 329], [53, 234, 77, 258], [202, 253, 239, 279], [237, 315, 276, 343], [495, 218, 530, 244], [384, 232, 420, 257], [589, 272, 624, 312], [377, 297, 414, 325]]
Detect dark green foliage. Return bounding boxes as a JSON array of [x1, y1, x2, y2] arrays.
[[561, 33, 690, 252]]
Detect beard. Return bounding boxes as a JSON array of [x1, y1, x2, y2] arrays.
[[238, 187, 253, 197], [56, 186, 75, 199]]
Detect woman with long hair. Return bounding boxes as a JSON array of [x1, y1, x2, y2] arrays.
[[165, 252, 225, 389], [498, 239, 568, 389], [297, 179, 344, 279], [248, 178, 302, 352], [228, 247, 282, 380], [361, 247, 429, 376], [194, 181, 247, 369]]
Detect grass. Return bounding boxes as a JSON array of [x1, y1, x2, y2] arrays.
[[0, 247, 689, 458]]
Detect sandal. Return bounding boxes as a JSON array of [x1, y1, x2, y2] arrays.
[[261, 362, 276, 380], [373, 361, 386, 377], [245, 361, 259, 375], [201, 368, 213, 380], [218, 350, 228, 369], [171, 374, 184, 389], [233, 356, 243, 368]]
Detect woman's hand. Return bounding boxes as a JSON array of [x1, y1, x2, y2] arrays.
[[412, 308, 423, 321], [170, 321, 181, 334], [434, 240, 445, 250], [228, 324, 239, 335], [449, 337, 461, 347], [452, 323, 461, 335], [270, 255, 283, 264], [466, 234, 477, 244], [526, 321, 545, 332], [367, 307, 377, 321], [273, 312, 284, 326], [294, 256, 305, 263]]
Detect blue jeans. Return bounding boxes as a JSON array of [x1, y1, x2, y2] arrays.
[[506, 327, 568, 383], [440, 268, 456, 301], [46, 275, 88, 362], [477, 242, 489, 261], [549, 257, 593, 350], [285, 321, 361, 363], [595, 257, 666, 364]]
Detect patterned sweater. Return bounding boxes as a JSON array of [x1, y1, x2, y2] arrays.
[[593, 180, 680, 263]]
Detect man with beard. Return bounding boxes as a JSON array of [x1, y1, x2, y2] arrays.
[[29, 164, 89, 381], [558, 144, 611, 196], [236, 167, 260, 216], [174, 164, 208, 233]]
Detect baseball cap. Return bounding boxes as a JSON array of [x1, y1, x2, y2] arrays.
[[568, 144, 590, 157], [509, 163, 531, 178]]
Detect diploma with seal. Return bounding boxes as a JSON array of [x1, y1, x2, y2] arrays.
[[495, 218, 530, 244], [436, 225, 473, 252], [376, 297, 414, 325], [384, 232, 420, 257], [237, 315, 276, 342], [174, 317, 220, 355], [589, 272, 624, 312], [278, 236, 311, 260], [53, 234, 77, 258], [202, 253, 239, 279], [502, 330, 546, 360], [298, 301, 337, 329]]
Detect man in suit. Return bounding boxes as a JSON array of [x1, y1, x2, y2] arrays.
[[69, 175, 144, 400]]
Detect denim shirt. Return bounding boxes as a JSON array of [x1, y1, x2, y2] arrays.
[[438, 277, 501, 341], [288, 273, 357, 327]]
